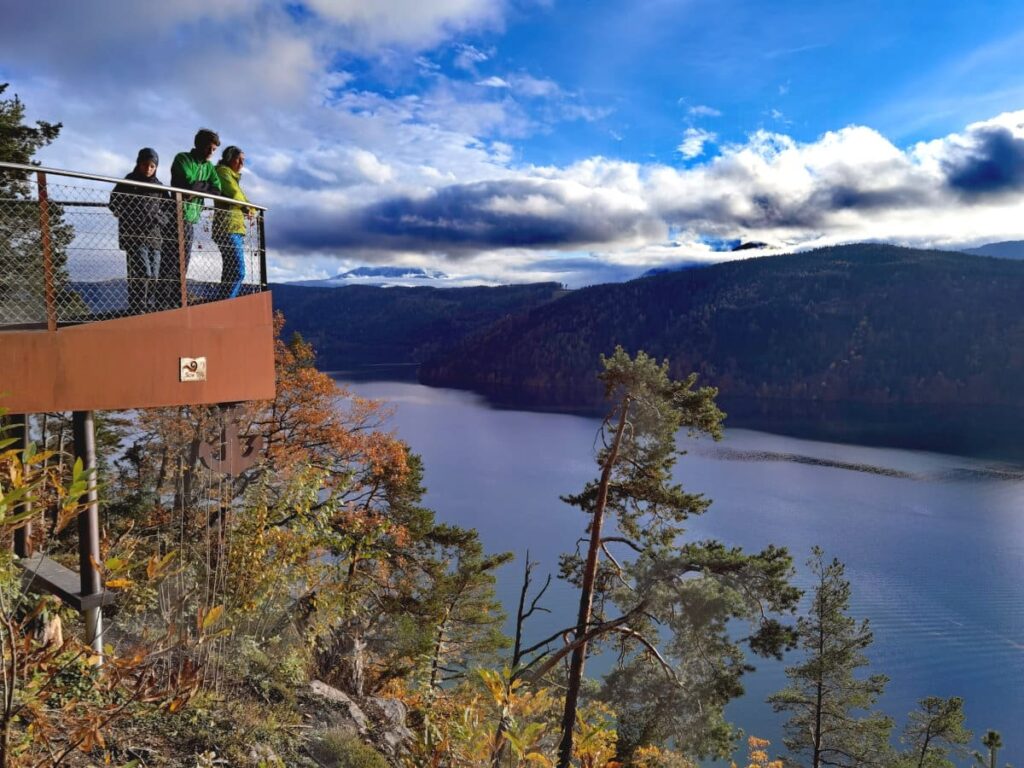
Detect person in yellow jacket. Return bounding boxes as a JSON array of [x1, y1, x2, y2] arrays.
[[213, 146, 252, 299]]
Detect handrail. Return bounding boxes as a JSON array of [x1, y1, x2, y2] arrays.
[[0, 160, 268, 211], [0, 162, 268, 328]]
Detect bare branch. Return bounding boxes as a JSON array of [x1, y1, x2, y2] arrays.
[[609, 626, 679, 684], [599, 542, 634, 592], [600, 536, 644, 553]]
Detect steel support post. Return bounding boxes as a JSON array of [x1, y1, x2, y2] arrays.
[[72, 411, 103, 662], [8, 414, 32, 557], [258, 211, 268, 290]]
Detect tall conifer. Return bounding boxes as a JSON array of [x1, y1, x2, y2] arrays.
[[769, 547, 893, 767]]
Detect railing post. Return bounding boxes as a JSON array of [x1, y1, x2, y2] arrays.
[[36, 171, 57, 331], [175, 191, 187, 308], [258, 210, 268, 290]]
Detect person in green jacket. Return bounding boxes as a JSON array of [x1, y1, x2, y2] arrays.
[[157, 128, 222, 308], [213, 145, 252, 299]]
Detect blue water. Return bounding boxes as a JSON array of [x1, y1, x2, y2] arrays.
[[338, 378, 1024, 763]]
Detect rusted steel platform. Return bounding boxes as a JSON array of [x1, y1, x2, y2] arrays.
[[0, 291, 276, 412]]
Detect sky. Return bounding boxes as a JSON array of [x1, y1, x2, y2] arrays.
[[4, 0, 1024, 287]]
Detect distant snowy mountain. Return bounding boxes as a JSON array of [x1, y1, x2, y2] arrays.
[[288, 265, 450, 287], [342, 266, 448, 279]]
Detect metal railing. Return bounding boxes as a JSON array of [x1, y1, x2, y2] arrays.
[[0, 161, 268, 330]]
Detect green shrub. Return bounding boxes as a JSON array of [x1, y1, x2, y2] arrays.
[[231, 637, 308, 707], [310, 728, 388, 768]]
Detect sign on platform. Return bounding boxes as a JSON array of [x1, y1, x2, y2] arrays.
[[180, 357, 207, 382]]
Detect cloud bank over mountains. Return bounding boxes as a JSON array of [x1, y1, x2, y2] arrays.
[[272, 113, 1024, 267], [3, 1, 1024, 285]]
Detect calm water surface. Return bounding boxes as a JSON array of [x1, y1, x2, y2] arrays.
[[339, 378, 1024, 763]]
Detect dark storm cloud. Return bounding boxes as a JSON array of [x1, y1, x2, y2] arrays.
[[815, 184, 931, 211], [943, 125, 1024, 195], [271, 178, 665, 256]]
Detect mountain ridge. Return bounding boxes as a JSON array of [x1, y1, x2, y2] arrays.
[[271, 281, 566, 369], [418, 243, 1024, 408]]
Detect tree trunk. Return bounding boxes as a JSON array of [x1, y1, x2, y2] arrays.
[[429, 606, 452, 690], [813, 574, 825, 768], [493, 557, 535, 766], [349, 631, 366, 697], [916, 726, 933, 768], [556, 398, 630, 768]]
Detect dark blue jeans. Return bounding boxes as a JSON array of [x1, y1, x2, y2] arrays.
[[124, 241, 160, 312], [217, 233, 246, 299]]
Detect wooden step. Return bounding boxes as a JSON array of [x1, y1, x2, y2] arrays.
[[17, 553, 115, 612]]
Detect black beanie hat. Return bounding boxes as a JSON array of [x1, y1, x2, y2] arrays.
[[136, 147, 159, 165]]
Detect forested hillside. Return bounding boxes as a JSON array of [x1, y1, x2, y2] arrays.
[[271, 282, 566, 369], [964, 240, 1024, 259], [419, 244, 1024, 408]]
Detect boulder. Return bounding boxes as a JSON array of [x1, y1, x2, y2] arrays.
[[305, 680, 370, 735], [364, 697, 413, 757]]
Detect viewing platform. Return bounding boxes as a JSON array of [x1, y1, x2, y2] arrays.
[[0, 161, 276, 412]]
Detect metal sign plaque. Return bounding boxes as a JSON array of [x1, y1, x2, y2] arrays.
[[180, 357, 207, 382], [198, 404, 265, 476]]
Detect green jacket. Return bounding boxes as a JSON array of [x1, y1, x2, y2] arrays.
[[213, 165, 251, 236], [170, 151, 222, 224]]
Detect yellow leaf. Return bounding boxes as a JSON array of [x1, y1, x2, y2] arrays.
[[147, 550, 177, 579], [201, 604, 224, 630], [105, 578, 132, 590], [524, 753, 553, 767]]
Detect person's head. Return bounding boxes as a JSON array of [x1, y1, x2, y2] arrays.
[[220, 145, 245, 173], [193, 128, 220, 160], [134, 147, 159, 177]]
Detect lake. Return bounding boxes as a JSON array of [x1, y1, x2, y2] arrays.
[[337, 376, 1024, 764]]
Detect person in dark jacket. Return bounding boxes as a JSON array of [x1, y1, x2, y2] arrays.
[[109, 147, 170, 312], [156, 128, 221, 308]]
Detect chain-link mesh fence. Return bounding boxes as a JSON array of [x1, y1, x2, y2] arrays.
[[0, 165, 266, 328]]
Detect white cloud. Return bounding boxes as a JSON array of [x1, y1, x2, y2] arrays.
[[454, 43, 491, 70], [508, 74, 560, 98], [688, 104, 722, 117], [301, 0, 504, 50], [350, 149, 395, 184], [676, 128, 718, 159], [477, 76, 511, 88]]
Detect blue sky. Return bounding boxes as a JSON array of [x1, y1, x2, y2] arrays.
[[4, 0, 1024, 286]]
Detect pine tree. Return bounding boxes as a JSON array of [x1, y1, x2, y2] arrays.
[[421, 524, 512, 689], [0, 83, 74, 324], [545, 348, 800, 766], [895, 696, 971, 768], [768, 547, 893, 767], [973, 730, 1012, 768]]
